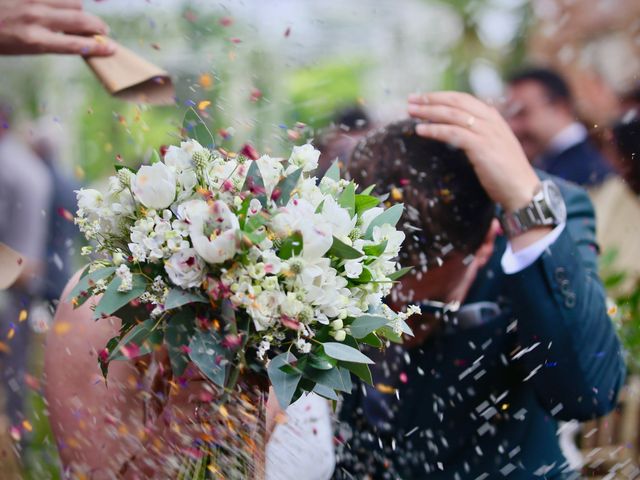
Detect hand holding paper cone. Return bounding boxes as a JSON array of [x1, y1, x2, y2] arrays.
[[0, 243, 25, 290], [85, 40, 175, 106]]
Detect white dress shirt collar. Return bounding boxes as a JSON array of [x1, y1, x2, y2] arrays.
[[547, 122, 588, 156]]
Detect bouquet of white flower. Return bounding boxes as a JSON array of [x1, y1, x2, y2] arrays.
[[69, 112, 418, 409]]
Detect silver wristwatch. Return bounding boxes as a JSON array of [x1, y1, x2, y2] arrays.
[[499, 180, 567, 238]]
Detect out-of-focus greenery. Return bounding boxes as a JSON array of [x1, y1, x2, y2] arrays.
[[601, 249, 640, 373]]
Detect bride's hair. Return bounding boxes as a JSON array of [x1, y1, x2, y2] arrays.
[[347, 119, 495, 268]]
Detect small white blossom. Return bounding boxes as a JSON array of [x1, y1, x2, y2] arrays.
[[115, 264, 133, 292]]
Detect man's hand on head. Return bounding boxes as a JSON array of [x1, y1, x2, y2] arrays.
[[408, 91, 541, 213], [0, 0, 115, 56]]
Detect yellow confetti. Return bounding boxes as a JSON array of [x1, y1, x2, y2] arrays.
[[375, 383, 396, 394], [22, 420, 32, 432], [19, 309, 27, 322], [7, 328, 15, 340], [74, 165, 85, 181], [0, 342, 10, 354], [608, 305, 618, 316], [219, 405, 228, 418], [54, 322, 71, 335], [501, 403, 509, 411], [198, 100, 211, 111], [391, 187, 403, 201], [93, 35, 107, 45]]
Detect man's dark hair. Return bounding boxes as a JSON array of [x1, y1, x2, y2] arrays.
[[612, 113, 640, 195], [507, 67, 573, 105], [348, 119, 495, 268]]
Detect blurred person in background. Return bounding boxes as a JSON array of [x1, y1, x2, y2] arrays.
[[317, 105, 372, 175], [335, 90, 624, 478], [590, 106, 640, 293], [0, 102, 52, 444], [505, 67, 613, 187], [0, 0, 114, 56]]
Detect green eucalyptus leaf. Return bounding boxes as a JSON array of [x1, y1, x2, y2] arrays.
[[349, 315, 389, 339], [328, 237, 362, 260], [108, 318, 155, 361], [323, 159, 340, 182], [164, 288, 208, 311], [275, 168, 303, 206], [360, 332, 383, 348], [242, 161, 267, 206], [182, 108, 215, 148], [304, 366, 350, 392], [93, 275, 146, 320], [188, 329, 228, 387], [165, 309, 196, 377], [312, 383, 339, 400], [342, 361, 373, 385], [67, 266, 116, 303], [308, 353, 336, 370], [338, 182, 356, 217], [268, 352, 301, 409], [365, 203, 404, 239], [322, 342, 374, 364], [363, 240, 387, 257], [361, 184, 376, 196], [355, 194, 379, 214], [387, 266, 414, 281]]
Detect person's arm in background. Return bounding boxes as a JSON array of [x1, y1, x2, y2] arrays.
[[409, 91, 625, 420], [0, 0, 114, 56]]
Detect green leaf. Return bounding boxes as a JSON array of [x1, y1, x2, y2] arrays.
[[361, 184, 376, 196], [342, 361, 373, 385], [338, 182, 356, 217], [363, 240, 387, 257], [93, 275, 146, 320], [108, 318, 155, 361], [188, 329, 228, 387], [365, 203, 404, 239], [164, 288, 208, 310], [360, 332, 383, 348], [150, 149, 161, 164], [350, 315, 389, 339], [322, 342, 374, 364], [353, 268, 372, 284], [387, 266, 414, 281], [165, 309, 195, 377], [355, 194, 379, 214], [378, 326, 403, 344], [244, 230, 267, 245], [268, 352, 301, 409], [278, 231, 303, 260], [242, 161, 267, 206], [323, 159, 340, 182], [308, 353, 336, 370], [328, 237, 362, 260], [182, 108, 215, 148], [67, 266, 116, 303], [312, 383, 339, 400], [275, 168, 303, 206], [244, 212, 269, 233], [304, 366, 351, 392]]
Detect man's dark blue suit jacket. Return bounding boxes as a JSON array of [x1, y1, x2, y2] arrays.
[[538, 140, 612, 187], [336, 173, 626, 479]]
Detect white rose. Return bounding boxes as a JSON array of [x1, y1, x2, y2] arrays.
[[288, 144, 320, 172], [344, 259, 364, 279], [163, 145, 193, 171], [164, 248, 205, 289], [189, 200, 239, 264], [133, 163, 176, 210]]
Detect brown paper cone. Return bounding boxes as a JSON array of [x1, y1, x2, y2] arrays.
[[0, 243, 24, 290], [85, 41, 175, 105]]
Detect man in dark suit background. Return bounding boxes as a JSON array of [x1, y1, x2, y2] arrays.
[[505, 68, 612, 187], [335, 91, 625, 478]]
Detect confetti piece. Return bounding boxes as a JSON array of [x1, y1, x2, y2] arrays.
[[54, 322, 71, 335], [74, 165, 85, 180], [284, 27, 291, 37], [399, 372, 408, 384], [57, 207, 74, 222], [240, 143, 259, 160], [151, 43, 161, 50], [18, 309, 27, 322], [287, 129, 300, 141], [199, 73, 214, 90], [230, 37, 242, 44], [375, 383, 396, 394], [22, 420, 32, 432], [219, 17, 233, 27], [391, 187, 403, 201], [9, 426, 20, 441], [250, 88, 262, 102], [7, 328, 15, 340], [198, 100, 211, 111], [0, 341, 9, 353]]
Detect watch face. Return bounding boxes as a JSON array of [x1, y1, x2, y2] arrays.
[[543, 181, 567, 223]]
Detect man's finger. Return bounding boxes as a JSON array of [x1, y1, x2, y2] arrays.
[[33, 6, 109, 35], [33, 0, 83, 8], [415, 122, 478, 151], [409, 91, 491, 119], [35, 30, 115, 56], [408, 104, 484, 131]]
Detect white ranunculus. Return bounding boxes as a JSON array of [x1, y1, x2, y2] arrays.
[[248, 290, 284, 331], [372, 224, 406, 257], [164, 145, 193, 171], [255, 155, 283, 197], [288, 144, 320, 172], [133, 163, 177, 209], [164, 248, 205, 289], [344, 260, 364, 279], [77, 189, 103, 212], [189, 200, 240, 264]]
